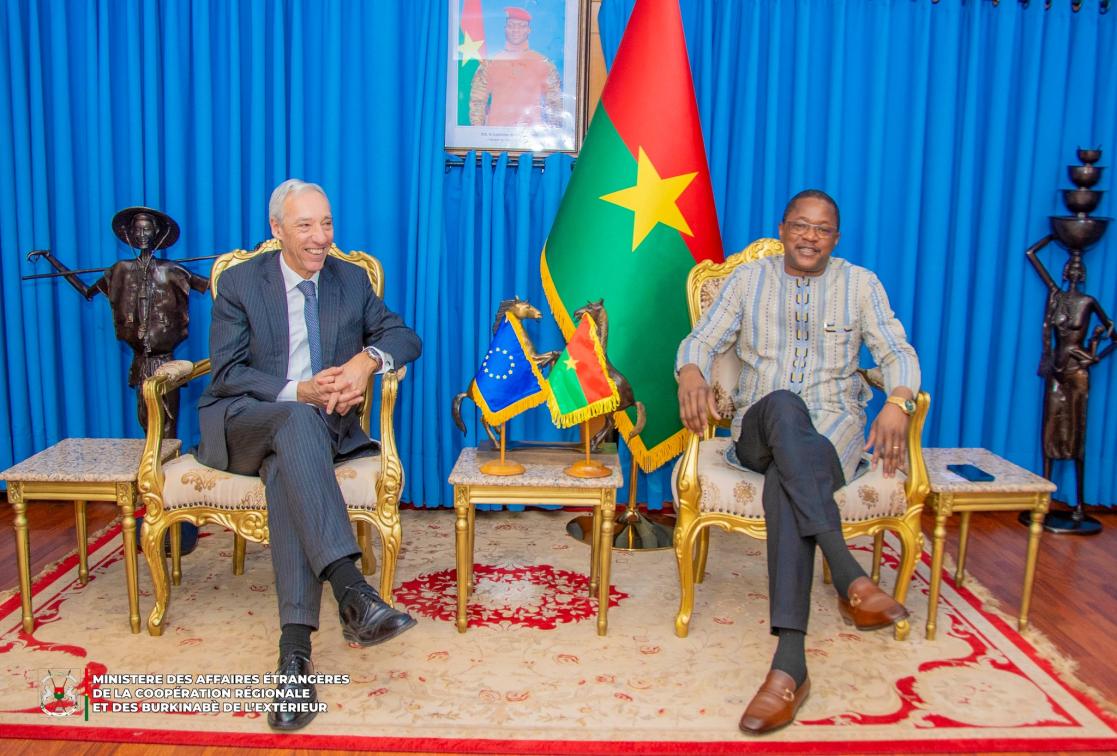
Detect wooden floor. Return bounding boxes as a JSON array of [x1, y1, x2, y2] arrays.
[[0, 496, 1113, 755]]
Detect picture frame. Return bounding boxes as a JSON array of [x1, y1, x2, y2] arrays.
[[446, 0, 590, 154]]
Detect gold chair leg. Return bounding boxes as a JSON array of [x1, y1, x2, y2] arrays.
[[694, 528, 710, 584], [955, 511, 971, 585], [356, 521, 375, 576], [871, 531, 884, 584], [674, 520, 702, 638], [142, 515, 172, 636], [74, 500, 89, 585], [890, 521, 921, 642], [822, 557, 832, 585], [170, 523, 182, 586], [376, 519, 401, 607], [233, 533, 246, 576]]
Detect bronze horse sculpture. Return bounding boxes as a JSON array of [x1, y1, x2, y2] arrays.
[[573, 300, 647, 451], [452, 297, 562, 445]]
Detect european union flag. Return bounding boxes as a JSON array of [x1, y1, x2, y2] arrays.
[[470, 316, 548, 426]]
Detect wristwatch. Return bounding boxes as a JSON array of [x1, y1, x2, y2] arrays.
[[362, 346, 381, 365], [886, 396, 916, 416]]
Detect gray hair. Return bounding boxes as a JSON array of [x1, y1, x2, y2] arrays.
[[269, 179, 328, 224]]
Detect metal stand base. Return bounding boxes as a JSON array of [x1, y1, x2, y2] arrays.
[[567, 510, 676, 551], [1017, 508, 1102, 535]]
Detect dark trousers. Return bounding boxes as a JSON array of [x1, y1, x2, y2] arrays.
[[224, 400, 368, 629], [735, 390, 846, 634]]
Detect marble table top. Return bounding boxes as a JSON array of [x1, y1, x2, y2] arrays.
[[449, 447, 623, 488], [0, 438, 182, 483], [923, 448, 1056, 494]]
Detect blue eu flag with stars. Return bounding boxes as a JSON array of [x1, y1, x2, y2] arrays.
[[470, 316, 548, 426]]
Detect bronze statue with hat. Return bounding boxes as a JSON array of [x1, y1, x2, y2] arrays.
[[25, 206, 215, 437]]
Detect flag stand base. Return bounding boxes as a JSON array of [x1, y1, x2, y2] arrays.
[[566, 509, 675, 551], [564, 460, 612, 478], [479, 460, 525, 476]]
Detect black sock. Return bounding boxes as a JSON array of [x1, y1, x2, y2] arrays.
[[770, 628, 807, 687], [813, 529, 867, 599], [322, 556, 366, 605], [279, 623, 313, 660]]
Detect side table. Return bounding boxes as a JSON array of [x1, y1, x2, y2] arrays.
[[923, 448, 1056, 640], [1, 438, 181, 634], [449, 446, 623, 636]]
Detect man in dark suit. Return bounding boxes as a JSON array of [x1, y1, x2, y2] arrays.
[[197, 179, 422, 731]]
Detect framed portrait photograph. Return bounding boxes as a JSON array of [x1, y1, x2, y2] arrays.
[[446, 0, 589, 154]]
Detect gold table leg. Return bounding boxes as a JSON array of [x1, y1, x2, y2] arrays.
[[74, 500, 89, 585], [116, 483, 141, 634], [1020, 497, 1047, 632], [454, 486, 471, 633], [596, 490, 616, 637], [588, 503, 602, 595], [925, 497, 949, 641], [955, 511, 972, 586], [10, 484, 34, 634]]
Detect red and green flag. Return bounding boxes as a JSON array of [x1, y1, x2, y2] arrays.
[[546, 314, 620, 428], [456, 0, 487, 126], [541, 0, 723, 470]]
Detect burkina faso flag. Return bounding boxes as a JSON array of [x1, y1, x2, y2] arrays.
[[456, 0, 487, 125], [541, 0, 723, 471], [546, 314, 620, 428]]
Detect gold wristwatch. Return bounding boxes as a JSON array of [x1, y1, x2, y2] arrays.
[[886, 396, 916, 416]]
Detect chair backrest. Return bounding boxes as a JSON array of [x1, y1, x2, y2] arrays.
[[209, 238, 384, 300], [684, 238, 784, 426]]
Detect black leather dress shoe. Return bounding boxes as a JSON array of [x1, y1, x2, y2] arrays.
[[267, 652, 318, 731], [339, 583, 417, 648]]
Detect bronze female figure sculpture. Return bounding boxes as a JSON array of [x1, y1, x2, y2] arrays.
[[1023, 149, 1115, 533], [26, 207, 210, 436]]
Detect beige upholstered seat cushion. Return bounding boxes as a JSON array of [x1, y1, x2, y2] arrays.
[[672, 438, 909, 522], [161, 453, 381, 512]]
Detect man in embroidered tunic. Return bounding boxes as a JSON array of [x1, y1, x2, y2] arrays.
[[676, 189, 921, 734]]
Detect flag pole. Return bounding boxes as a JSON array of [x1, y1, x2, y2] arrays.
[[479, 422, 525, 476], [564, 421, 611, 479]]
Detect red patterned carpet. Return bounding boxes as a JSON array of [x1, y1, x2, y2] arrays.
[[1, 508, 1114, 753]]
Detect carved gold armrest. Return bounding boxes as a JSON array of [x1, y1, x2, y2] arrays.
[[138, 359, 212, 513], [375, 368, 407, 515], [904, 391, 932, 508]]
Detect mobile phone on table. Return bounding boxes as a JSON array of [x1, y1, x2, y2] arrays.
[[946, 463, 994, 482]]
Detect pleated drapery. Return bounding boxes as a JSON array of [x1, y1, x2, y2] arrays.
[[1, 0, 1114, 507]]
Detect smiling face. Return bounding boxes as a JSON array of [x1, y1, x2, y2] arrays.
[[778, 197, 840, 277], [271, 189, 333, 279], [129, 213, 157, 250]]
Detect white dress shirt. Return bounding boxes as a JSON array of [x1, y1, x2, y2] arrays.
[[276, 254, 391, 402]]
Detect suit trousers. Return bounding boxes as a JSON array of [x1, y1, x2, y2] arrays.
[[224, 399, 368, 629], [735, 390, 846, 634]]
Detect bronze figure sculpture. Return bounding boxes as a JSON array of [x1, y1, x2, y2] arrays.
[[1024, 149, 1115, 534], [27, 207, 210, 436]]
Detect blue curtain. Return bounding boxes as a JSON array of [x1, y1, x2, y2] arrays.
[[2, 0, 1115, 507], [599, 0, 1117, 506]]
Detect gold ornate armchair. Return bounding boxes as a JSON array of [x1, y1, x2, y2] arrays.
[[672, 238, 930, 641], [137, 240, 407, 636]]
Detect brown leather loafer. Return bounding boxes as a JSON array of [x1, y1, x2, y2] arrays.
[[738, 670, 810, 734], [838, 576, 909, 630]]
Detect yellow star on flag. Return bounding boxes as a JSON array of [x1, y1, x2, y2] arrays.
[[599, 147, 697, 252], [458, 31, 483, 64], [563, 355, 579, 371]]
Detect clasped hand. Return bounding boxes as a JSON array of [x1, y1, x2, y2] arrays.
[[297, 353, 380, 415]]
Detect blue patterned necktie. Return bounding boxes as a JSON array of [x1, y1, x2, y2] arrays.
[[296, 280, 323, 375]]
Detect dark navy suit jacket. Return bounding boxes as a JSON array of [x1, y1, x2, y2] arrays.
[[197, 251, 421, 471]]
